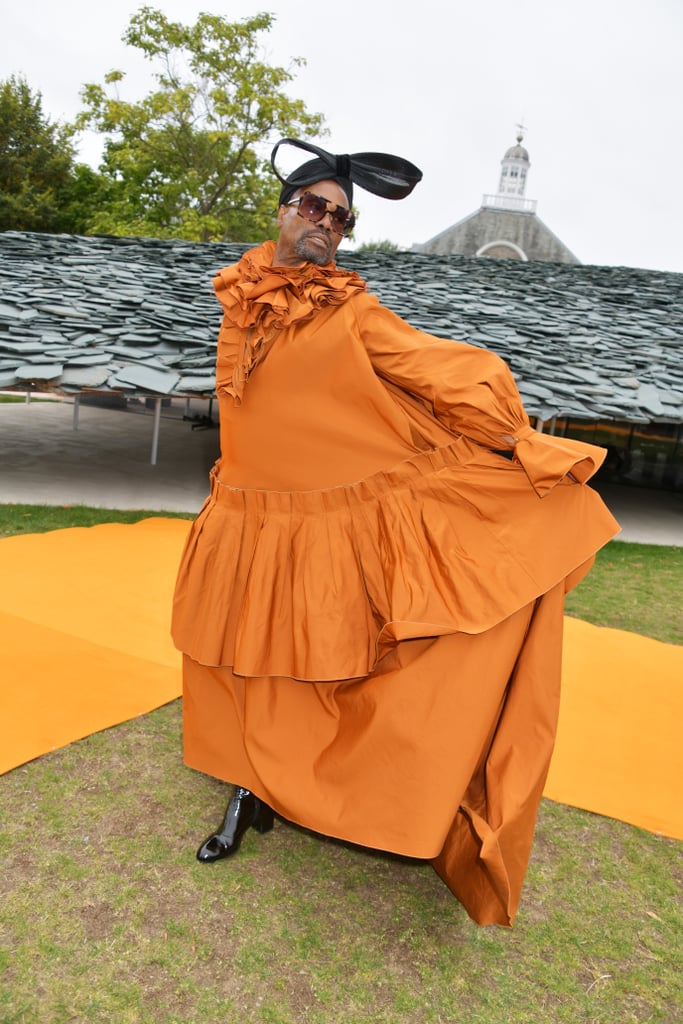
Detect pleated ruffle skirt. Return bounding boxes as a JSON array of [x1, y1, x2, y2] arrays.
[[173, 436, 609, 681]]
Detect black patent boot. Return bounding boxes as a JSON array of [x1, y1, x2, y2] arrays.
[[196, 787, 274, 863]]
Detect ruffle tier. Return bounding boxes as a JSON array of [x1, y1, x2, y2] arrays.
[[172, 435, 619, 681]]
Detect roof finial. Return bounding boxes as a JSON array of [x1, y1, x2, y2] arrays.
[[516, 120, 527, 144]]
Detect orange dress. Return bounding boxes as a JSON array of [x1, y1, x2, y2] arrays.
[[172, 241, 619, 926]]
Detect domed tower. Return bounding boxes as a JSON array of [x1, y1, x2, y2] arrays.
[[414, 126, 579, 264], [481, 126, 536, 213], [498, 129, 530, 199]]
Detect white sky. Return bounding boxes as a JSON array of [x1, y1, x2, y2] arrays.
[[2, 0, 682, 272]]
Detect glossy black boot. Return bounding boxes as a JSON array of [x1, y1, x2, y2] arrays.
[[196, 787, 274, 863]]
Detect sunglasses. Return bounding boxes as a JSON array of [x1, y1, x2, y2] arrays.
[[285, 191, 356, 237]]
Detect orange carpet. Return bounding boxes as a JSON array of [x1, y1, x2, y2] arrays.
[[0, 519, 184, 774], [0, 519, 680, 841], [545, 617, 682, 838]]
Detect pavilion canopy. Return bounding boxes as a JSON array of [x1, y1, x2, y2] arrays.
[[0, 231, 681, 426]]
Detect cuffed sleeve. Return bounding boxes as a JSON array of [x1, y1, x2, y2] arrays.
[[509, 425, 606, 497], [358, 295, 607, 496]]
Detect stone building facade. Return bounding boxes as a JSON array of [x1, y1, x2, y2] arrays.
[[414, 133, 579, 264]]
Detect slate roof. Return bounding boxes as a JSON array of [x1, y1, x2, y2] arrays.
[[414, 207, 580, 264], [0, 230, 681, 426]]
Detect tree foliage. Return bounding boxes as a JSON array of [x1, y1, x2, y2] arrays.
[[77, 7, 326, 242], [0, 75, 95, 233], [357, 239, 401, 252]]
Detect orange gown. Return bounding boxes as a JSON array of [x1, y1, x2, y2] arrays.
[[172, 241, 619, 926]]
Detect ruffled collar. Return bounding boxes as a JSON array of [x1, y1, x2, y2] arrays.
[[213, 240, 367, 402]]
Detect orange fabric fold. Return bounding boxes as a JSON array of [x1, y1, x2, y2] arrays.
[[173, 444, 616, 680], [213, 240, 366, 402], [183, 584, 565, 927], [511, 424, 606, 496]]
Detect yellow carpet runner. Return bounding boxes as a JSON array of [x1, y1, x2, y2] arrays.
[[0, 519, 680, 840]]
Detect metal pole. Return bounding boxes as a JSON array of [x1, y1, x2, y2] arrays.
[[151, 396, 162, 465], [73, 393, 80, 430]]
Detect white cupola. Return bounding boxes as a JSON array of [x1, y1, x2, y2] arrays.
[[498, 126, 530, 197], [481, 126, 537, 214]]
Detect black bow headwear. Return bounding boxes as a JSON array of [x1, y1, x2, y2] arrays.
[[271, 138, 423, 207]]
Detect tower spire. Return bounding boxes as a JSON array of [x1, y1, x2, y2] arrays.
[[497, 127, 530, 198], [481, 128, 536, 214]]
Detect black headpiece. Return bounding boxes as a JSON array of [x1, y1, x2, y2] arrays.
[[271, 138, 423, 208]]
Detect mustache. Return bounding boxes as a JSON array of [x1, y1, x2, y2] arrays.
[[304, 228, 333, 244]]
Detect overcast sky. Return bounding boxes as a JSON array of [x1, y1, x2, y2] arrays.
[[2, 0, 682, 272]]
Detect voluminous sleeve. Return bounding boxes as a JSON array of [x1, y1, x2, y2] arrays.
[[358, 294, 606, 497]]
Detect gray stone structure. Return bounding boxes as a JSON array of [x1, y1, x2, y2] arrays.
[[414, 133, 579, 264]]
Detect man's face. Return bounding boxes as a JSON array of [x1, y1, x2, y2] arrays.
[[273, 179, 351, 267]]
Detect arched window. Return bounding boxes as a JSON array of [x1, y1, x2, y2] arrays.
[[476, 240, 528, 261]]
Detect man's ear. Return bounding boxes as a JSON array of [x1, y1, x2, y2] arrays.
[[276, 205, 287, 228]]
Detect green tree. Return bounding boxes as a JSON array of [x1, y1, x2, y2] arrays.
[[357, 239, 401, 252], [0, 75, 94, 233], [77, 7, 326, 242]]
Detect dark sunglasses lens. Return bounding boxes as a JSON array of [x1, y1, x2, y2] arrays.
[[330, 210, 351, 234], [299, 195, 327, 222]]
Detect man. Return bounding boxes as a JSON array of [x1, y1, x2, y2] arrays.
[[172, 139, 619, 927], [273, 179, 348, 267]]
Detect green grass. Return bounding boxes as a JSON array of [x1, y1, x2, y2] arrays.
[[0, 502, 193, 539], [564, 541, 682, 644], [0, 504, 681, 1022], [1, 703, 680, 1024], [0, 394, 56, 403]]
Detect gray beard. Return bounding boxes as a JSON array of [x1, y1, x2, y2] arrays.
[[294, 232, 335, 266]]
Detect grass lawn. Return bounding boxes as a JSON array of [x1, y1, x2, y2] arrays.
[[0, 502, 194, 538], [0, 505, 681, 1023], [0, 394, 59, 404], [564, 541, 682, 645]]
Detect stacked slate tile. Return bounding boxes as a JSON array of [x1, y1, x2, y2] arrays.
[[0, 231, 681, 426]]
